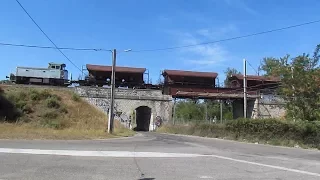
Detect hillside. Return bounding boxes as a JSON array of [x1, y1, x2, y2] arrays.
[[0, 85, 134, 139]]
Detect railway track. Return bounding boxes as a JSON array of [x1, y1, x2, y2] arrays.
[[0, 83, 74, 90]]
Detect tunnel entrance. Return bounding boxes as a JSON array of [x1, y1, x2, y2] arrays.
[[134, 106, 151, 131]]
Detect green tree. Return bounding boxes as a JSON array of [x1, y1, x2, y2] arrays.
[[175, 100, 204, 121], [224, 67, 241, 87], [260, 56, 289, 77], [260, 44, 320, 121], [174, 99, 233, 122]]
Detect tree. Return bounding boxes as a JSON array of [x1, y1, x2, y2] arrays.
[[175, 100, 204, 121], [260, 55, 290, 77], [174, 99, 233, 122], [260, 44, 320, 121], [224, 67, 241, 87]]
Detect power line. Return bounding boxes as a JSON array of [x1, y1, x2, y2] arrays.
[[132, 19, 320, 52], [15, 0, 82, 72], [246, 60, 259, 75], [0, 42, 109, 51]]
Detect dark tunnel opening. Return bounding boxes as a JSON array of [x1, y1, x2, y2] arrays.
[[134, 106, 151, 131]]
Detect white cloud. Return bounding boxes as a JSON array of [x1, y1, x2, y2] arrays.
[[196, 24, 237, 39], [171, 25, 236, 69], [180, 37, 228, 68], [224, 0, 258, 16]]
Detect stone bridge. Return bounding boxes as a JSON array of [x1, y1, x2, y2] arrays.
[[74, 87, 173, 131]]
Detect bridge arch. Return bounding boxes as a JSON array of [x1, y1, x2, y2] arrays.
[[134, 106, 152, 131], [130, 102, 156, 131]]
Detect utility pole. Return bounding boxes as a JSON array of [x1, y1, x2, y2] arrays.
[[291, 66, 295, 122], [220, 100, 223, 123], [108, 49, 116, 134], [243, 59, 247, 119], [147, 69, 150, 84], [173, 98, 176, 125], [205, 102, 208, 122]]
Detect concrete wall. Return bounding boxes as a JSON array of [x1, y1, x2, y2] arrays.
[[74, 87, 173, 131], [252, 94, 286, 119], [232, 93, 286, 119]]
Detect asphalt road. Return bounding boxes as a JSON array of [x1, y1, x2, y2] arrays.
[[0, 132, 320, 180]]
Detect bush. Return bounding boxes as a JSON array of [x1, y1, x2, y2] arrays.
[[0, 94, 22, 121], [43, 111, 59, 119], [30, 89, 41, 101], [22, 104, 33, 114], [72, 93, 80, 102], [40, 89, 52, 99], [41, 111, 69, 129], [15, 101, 27, 109], [160, 119, 320, 149], [46, 97, 60, 109], [60, 106, 68, 114], [17, 91, 27, 101], [41, 118, 67, 129], [225, 119, 320, 148]]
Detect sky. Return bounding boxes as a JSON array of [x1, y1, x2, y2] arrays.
[[1, 0, 320, 85]]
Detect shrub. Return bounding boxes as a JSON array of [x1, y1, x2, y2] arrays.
[[225, 119, 320, 147], [160, 119, 320, 149], [51, 94, 62, 101], [60, 106, 68, 114], [43, 111, 59, 119], [22, 104, 33, 114], [72, 93, 80, 102], [46, 97, 60, 109], [15, 101, 27, 109], [0, 94, 22, 121], [41, 111, 69, 129], [30, 89, 41, 101], [17, 91, 27, 101], [41, 118, 67, 129], [40, 89, 52, 99]]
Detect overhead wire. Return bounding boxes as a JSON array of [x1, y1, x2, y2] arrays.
[[0, 42, 110, 51], [131, 19, 320, 52], [246, 60, 259, 75], [15, 0, 82, 72], [1, 18, 319, 56]]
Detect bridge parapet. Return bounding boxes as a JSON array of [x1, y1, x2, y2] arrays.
[[75, 86, 172, 101]]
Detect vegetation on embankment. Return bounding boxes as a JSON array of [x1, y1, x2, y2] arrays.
[[158, 119, 320, 150], [0, 86, 134, 139]]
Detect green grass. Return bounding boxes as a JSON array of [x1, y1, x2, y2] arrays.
[[158, 119, 320, 150], [0, 86, 135, 139]]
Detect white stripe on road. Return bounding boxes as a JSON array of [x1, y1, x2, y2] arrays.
[[0, 148, 202, 158], [208, 153, 320, 177], [0, 148, 319, 177], [199, 175, 214, 179]]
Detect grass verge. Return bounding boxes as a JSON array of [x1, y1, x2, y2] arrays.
[[0, 86, 135, 139], [157, 119, 320, 150]]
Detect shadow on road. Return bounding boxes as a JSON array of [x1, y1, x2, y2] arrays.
[[138, 178, 155, 180]]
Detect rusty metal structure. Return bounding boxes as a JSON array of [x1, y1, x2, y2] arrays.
[[228, 74, 280, 93], [83, 64, 146, 87], [161, 69, 251, 99]]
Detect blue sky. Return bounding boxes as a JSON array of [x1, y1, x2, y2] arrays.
[[1, 0, 320, 85]]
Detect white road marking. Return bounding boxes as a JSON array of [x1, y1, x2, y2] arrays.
[[199, 175, 214, 179], [0, 148, 320, 177], [0, 148, 202, 158], [208, 153, 320, 177]]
